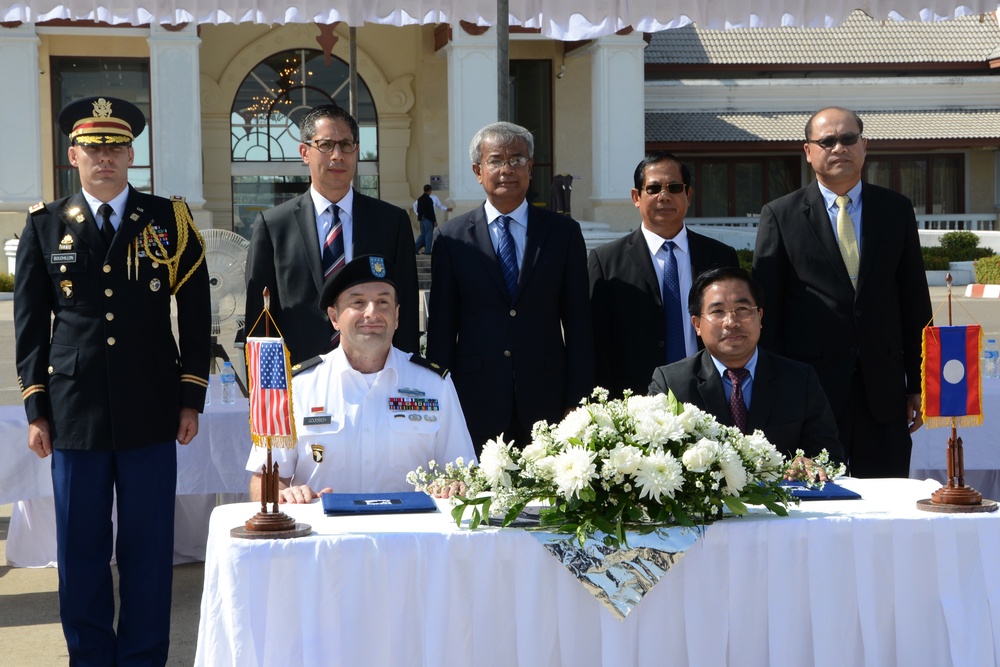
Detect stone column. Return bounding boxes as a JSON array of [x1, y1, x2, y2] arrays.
[[588, 32, 646, 230], [0, 23, 42, 217], [148, 23, 208, 224], [445, 27, 498, 208]]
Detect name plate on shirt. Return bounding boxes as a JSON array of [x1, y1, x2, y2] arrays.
[[303, 415, 332, 425]]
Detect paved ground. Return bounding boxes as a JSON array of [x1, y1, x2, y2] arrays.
[[1, 286, 998, 665]]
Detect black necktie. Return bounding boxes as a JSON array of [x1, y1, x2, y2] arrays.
[[98, 204, 115, 243]]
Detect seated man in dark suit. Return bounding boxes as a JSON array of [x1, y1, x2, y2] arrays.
[[649, 267, 845, 476]]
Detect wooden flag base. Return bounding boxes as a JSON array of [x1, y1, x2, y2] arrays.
[[917, 429, 998, 513], [917, 496, 998, 513], [232, 449, 311, 539]]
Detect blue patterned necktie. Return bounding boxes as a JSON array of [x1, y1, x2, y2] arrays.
[[496, 215, 519, 298], [662, 240, 685, 363]]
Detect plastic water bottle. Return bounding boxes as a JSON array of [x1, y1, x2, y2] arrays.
[[984, 339, 999, 380], [221, 361, 237, 404], [204, 375, 212, 406]]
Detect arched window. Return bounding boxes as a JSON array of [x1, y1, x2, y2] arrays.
[[230, 48, 378, 238]]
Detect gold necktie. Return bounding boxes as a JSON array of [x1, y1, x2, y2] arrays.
[[835, 195, 860, 288]]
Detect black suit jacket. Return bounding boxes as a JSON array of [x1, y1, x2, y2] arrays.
[[426, 203, 595, 446], [648, 349, 845, 461], [752, 181, 931, 422], [14, 186, 211, 450], [588, 226, 738, 398], [245, 189, 419, 364]]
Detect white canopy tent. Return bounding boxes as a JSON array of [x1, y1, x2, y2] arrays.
[[2, 0, 998, 35]]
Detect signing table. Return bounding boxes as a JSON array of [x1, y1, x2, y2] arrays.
[[910, 378, 1000, 501], [0, 387, 252, 566], [196, 478, 1000, 667]]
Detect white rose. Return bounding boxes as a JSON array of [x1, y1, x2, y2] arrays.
[[682, 438, 720, 473]]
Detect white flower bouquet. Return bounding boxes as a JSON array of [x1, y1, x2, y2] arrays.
[[408, 388, 795, 547]]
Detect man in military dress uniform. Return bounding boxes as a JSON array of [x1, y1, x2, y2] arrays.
[[14, 96, 210, 666], [246, 255, 475, 503]]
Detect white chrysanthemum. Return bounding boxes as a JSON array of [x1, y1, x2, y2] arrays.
[[718, 445, 749, 494], [606, 443, 643, 476], [682, 437, 720, 473], [634, 450, 684, 503], [479, 436, 519, 488], [629, 395, 688, 446], [589, 404, 615, 432], [551, 446, 598, 500], [553, 407, 592, 443], [521, 440, 549, 463]]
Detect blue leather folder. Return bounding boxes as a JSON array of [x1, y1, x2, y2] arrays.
[[322, 491, 438, 516], [780, 481, 862, 500]]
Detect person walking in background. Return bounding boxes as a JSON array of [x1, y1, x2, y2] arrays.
[[14, 95, 210, 666], [589, 152, 738, 398], [752, 106, 931, 478], [413, 183, 452, 255], [427, 122, 594, 454]]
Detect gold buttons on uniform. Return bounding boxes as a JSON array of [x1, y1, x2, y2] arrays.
[[105, 313, 114, 321], [103, 265, 111, 274], [105, 288, 113, 297], [504, 350, 511, 358], [107, 337, 116, 346], [509, 309, 516, 317], [47, 366, 54, 374], [59, 265, 67, 273]]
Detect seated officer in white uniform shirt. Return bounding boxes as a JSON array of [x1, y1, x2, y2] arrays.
[[246, 254, 476, 503]]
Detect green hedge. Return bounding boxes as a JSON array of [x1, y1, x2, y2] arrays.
[[736, 248, 753, 272], [975, 256, 1000, 285], [0, 273, 12, 292], [921, 247, 950, 271]]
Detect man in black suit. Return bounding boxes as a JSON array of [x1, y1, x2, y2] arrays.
[[649, 267, 844, 467], [14, 96, 210, 665], [245, 104, 418, 363], [589, 152, 738, 398], [752, 107, 931, 477], [427, 122, 595, 453]]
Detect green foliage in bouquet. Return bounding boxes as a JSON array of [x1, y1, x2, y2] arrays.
[[408, 388, 796, 548]]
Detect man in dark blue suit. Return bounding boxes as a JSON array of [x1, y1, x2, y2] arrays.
[[245, 105, 418, 363], [427, 122, 595, 454], [649, 267, 845, 467], [15, 96, 210, 665], [589, 152, 738, 398], [753, 107, 931, 477]]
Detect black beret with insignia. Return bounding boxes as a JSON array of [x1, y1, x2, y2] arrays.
[[58, 96, 146, 145], [318, 254, 397, 311]]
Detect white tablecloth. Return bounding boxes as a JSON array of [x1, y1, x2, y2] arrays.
[[1, 389, 253, 567], [910, 378, 1000, 500], [195, 478, 1000, 667]]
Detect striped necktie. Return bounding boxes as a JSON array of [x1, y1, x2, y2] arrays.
[[321, 204, 345, 347], [662, 240, 685, 364], [495, 215, 519, 298]]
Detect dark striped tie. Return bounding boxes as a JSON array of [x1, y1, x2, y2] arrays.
[[321, 205, 345, 347], [496, 215, 519, 298]]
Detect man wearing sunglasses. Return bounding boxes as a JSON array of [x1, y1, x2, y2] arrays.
[[588, 152, 738, 398], [245, 104, 419, 364], [753, 107, 931, 478]]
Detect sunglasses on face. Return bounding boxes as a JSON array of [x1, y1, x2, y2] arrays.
[[807, 133, 862, 150], [643, 183, 687, 196]]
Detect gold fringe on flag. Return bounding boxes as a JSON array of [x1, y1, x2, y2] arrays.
[[921, 326, 984, 429]]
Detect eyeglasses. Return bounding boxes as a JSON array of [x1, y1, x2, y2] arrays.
[[643, 183, 687, 196], [807, 133, 861, 150], [481, 156, 531, 171], [700, 306, 759, 323], [304, 139, 358, 154]]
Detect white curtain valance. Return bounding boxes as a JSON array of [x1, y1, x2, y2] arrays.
[[1, 1, 997, 38]]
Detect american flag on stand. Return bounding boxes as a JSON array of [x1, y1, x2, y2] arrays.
[[246, 337, 296, 448]]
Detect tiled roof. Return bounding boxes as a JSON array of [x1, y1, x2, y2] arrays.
[[646, 10, 1000, 65], [646, 110, 1000, 142]]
